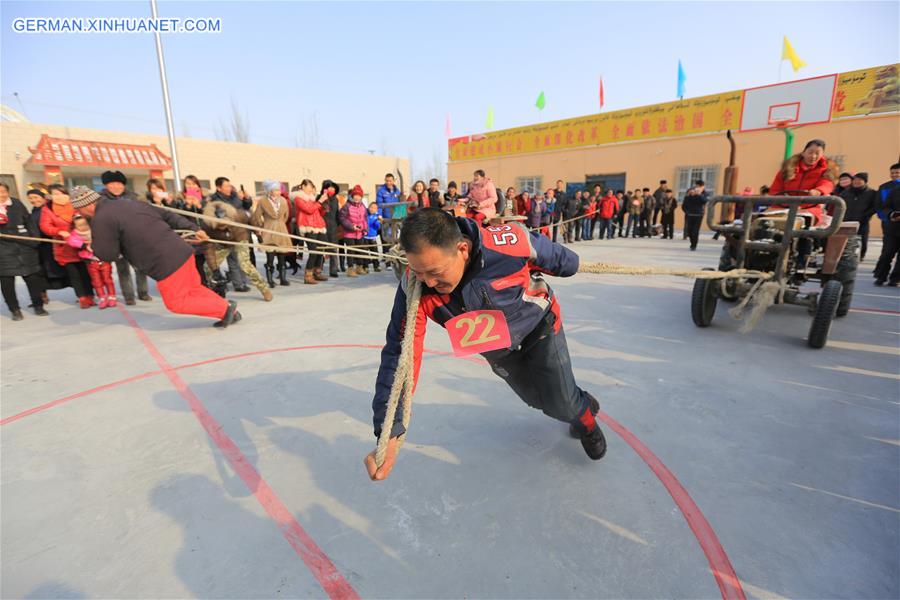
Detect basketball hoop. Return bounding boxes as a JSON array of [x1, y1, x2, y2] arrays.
[[773, 120, 792, 129]]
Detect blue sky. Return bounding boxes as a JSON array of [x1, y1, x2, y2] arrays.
[[2, 1, 897, 178]]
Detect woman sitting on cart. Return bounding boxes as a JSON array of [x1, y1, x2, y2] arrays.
[[766, 138, 839, 226]]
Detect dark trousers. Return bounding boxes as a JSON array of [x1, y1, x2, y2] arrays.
[[343, 238, 363, 267], [652, 207, 662, 225], [662, 215, 675, 239], [326, 229, 340, 276], [859, 221, 870, 262], [597, 218, 612, 239], [874, 233, 900, 283], [685, 215, 703, 249], [63, 262, 92, 298], [115, 257, 149, 300], [304, 232, 326, 271], [1, 272, 47, 312], [574, 218, 583, 241], [486, 310, 593, 434], [639, 213, 651, 237]]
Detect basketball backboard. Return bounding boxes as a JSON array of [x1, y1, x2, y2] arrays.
[[739, 74, 838, 132]]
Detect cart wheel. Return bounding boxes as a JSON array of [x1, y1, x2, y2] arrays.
[[834, 236, 859, 317], [808, 280, 842, 349], [691, 276, 718, 327]]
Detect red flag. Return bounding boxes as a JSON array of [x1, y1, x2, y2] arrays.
[[599, 77, 605, 110]]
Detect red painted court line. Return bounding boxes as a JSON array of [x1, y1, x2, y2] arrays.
[[851, 307, 900, 315], [115, 306, 359, 600], [0, 369, 162, 426], [596, 408, 745, 600], [6, 337, 745, 600]]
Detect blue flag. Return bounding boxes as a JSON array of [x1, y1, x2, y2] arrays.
[[677, 60, 686, 99]]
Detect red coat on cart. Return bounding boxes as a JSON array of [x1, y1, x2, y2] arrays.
[[769, 154, 839, 225]]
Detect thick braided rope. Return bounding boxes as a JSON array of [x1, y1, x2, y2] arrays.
[[374, 270, 422, 468], [577, 263, 773, 280]]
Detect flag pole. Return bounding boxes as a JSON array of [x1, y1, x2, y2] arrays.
[[150, 0, 182, 192]]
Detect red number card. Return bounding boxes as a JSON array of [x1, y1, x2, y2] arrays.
[[445, 310, 512, 357]]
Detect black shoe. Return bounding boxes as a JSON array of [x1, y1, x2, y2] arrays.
[[33, 306, 49, 316], [138, 293, 152, 301], [278, 265, 290, 286], [580, 424, 607, 460], [874, 279, 885, 286], [374, 265, 382, 272], [11, 309, 24, 321], [213, 301, 241, 328], [264, 266, 276, 288], [330, 271, 339, 278], [690, 246, 697, 251], [889, 281, 899, 287], [125, 298, 137, 306]]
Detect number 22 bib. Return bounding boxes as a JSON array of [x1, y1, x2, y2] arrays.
[[445, 310, 512, 357]]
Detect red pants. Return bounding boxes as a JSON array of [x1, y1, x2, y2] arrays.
[[466, 209, 488, 227], [87, 260, 116, 298], [157, 256, 229, 320]]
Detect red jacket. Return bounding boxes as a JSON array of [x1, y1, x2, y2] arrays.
[[598, 195, 619, 219], [586, 200, 598, 218], [39, 205, 81, 265], [769, 155, 837, 225], [292, 191, 326, 234], [516, 195, 531, 216]]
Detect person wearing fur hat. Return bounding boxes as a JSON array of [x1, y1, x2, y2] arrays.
[[292, 180, 330, 284], [70, 185, 242, 328], [339, 185, 370, 277], [97, 170, 152, 305], [202, 200, 272, 301], [767, 139, 839, 225], [252, 181, 293, 287], [319, 179, 341, 278]]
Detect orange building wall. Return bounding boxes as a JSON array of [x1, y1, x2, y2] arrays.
[[448, 114, 899, 230]]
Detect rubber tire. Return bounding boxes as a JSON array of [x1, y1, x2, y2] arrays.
[[691, 277, 718, 327], [808, 279, 842, 349], [833, 236, 859, 317]]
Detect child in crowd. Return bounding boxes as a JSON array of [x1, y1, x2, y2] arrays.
[[68, 214, 117, 308], [338, 185, 369, 277], [364, 201, 383, 272]]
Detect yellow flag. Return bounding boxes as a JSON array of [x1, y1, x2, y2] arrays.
[[782, 36, 807, 72]]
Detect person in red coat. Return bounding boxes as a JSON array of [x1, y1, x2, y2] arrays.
[[292, 180, 330, 284], [39, 184, 95, 307], [768, 139, 839, 226], [597, 190, 619, 240]]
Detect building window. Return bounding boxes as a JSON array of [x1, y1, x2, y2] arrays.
[[516, 176, 542, 195], [675, 165, 718, 200]]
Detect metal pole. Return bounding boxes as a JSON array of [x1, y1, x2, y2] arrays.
[[150, 0, 182, 192]]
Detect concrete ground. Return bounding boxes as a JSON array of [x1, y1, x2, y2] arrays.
[[2, 232, 898, 599]]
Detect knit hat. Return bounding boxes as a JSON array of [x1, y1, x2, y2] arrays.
[[264, 180, 281, 193], [853, 172, 868, 183], [321, 179, 338, 193], [350, 184, 364, 198], [839, 172, 853, 180], [70, 185, 101, 209], [101, 170, 127, 185]]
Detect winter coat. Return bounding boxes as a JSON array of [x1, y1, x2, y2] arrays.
[[540, 200, 553, 226], [443, 192, 463, 214], [209, 189, 252, 212], [769, 154, 839, 225], [39, 203, 81, 265], [252, 194, 293, 250], [376, 184, 401, 219], [292, 190, 326, 234], [318, 193, 341, 240], [466, 178, 498, 220], [428, 190, 444, 210], [661, 196, 678, 216], [561, 192, 578, 219], [409, 192, 430, 211], [839, 186, 878, 226], [641, 195, 654, 216], [203, 200, 251, 244], [373, 217, 579, 438], [883, 186, 900, 237], [627, 194, 642, 216], [877, 179, 900, 226], [527, 199, 544, 228], [365, 213, 382, 239], [682, 190, 709, 217], [339, 200, 369, 240], [515, 195, 532, 217], [598, 195, 619, 220], [90, 194, 200, 281], [0, 197, 42, 277]]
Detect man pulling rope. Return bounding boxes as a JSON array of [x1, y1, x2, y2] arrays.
[[364, 208, 608, 481]]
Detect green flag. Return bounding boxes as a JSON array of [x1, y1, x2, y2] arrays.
[[486, 106, 494, 130], [535, 91, 546, 111]]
